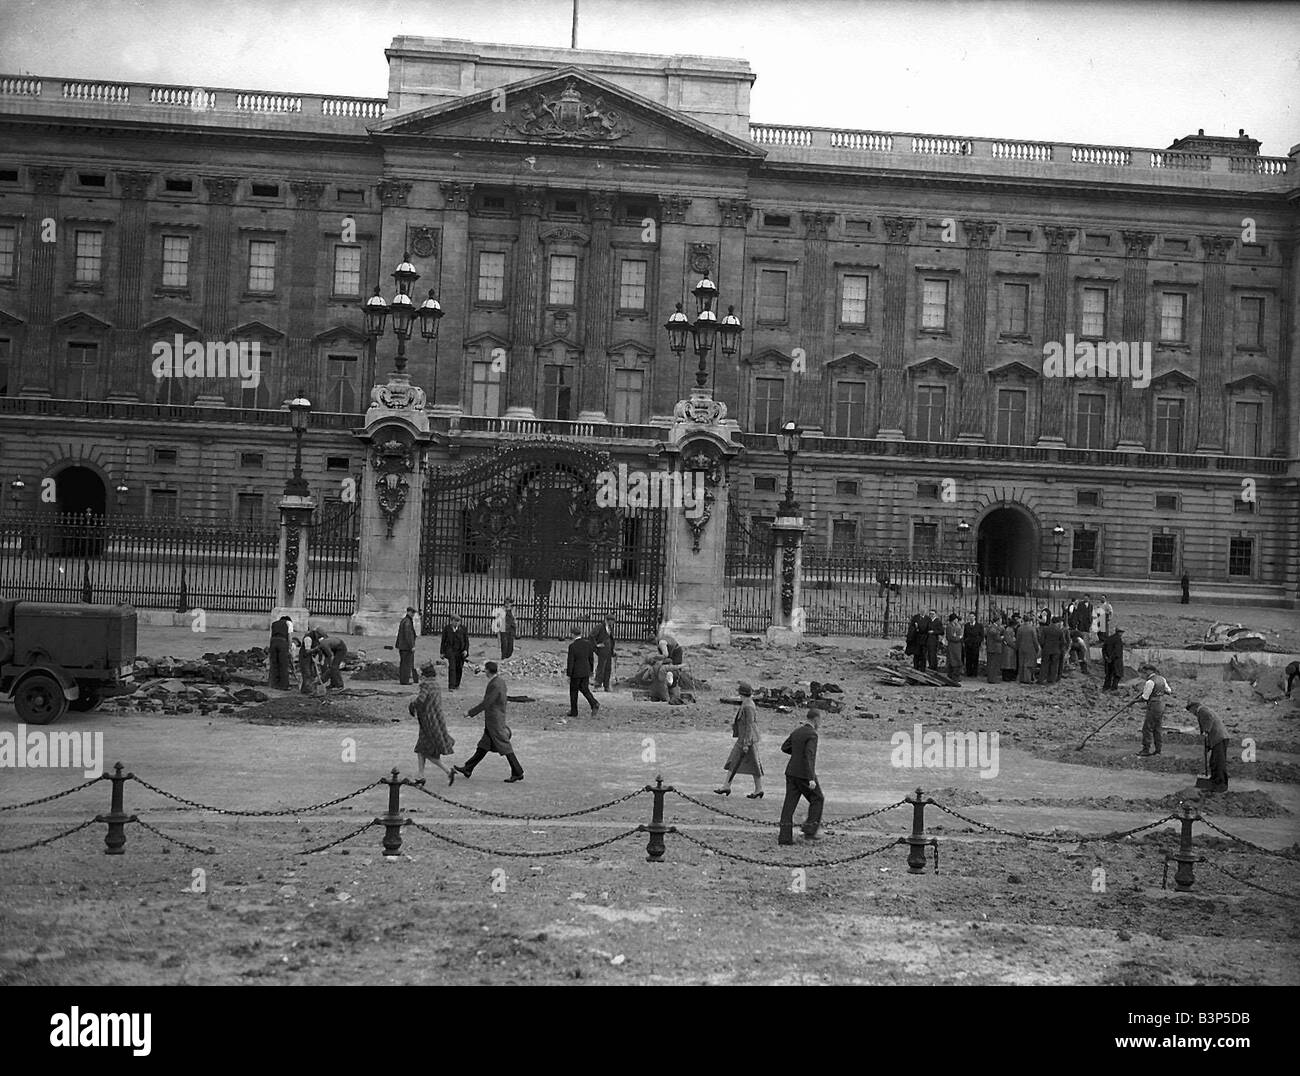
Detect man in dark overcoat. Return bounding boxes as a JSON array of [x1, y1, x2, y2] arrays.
[[454, 661, 524, 782]]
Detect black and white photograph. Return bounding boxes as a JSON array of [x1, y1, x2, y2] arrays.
[[0, 0, 1296, 1044]]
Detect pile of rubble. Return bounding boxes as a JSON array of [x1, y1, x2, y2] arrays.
[[110, 679, 270, 716]]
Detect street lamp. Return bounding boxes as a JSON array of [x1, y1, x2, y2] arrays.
[[285, 392, 312, 498], [1052, 523, 1066, 572], [664, 276, 743, 392], [361, 253, 443, 377], [775, 421, 803, 517], [115, 483, 129, 510], [9, 478, 25, 513], [957, 518, 971, 555]]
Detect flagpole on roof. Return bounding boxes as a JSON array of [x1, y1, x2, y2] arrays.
[[571, 0, 579, 48]]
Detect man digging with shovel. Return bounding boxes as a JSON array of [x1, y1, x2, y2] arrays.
[[1187, 699, 1230, 790]]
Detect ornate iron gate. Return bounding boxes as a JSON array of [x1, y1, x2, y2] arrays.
[[419, 441, 667, 641], [307, 500, 360, 616], [724, 502, 774, 633]]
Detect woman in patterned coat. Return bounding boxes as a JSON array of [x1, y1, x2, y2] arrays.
[[410, 670, 456, 785], [716, 682, 764, 798]]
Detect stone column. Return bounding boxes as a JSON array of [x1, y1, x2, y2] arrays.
[[651, 194, 693, 419], [196, 176, 238, 403], [657, 400, 743, 646], [433, 181, 474, 415], [1195, 234, 1234, 452], [504, 186, 545, 418], [797, 211, 834, 430], [578, 189, 615, 420], [20, 166, 64, 395], [1039, 225, 1076, 446], [108, 170, 153, 400], [766, 517, 807, 646], [272, 493, 314, 626], [1278, 239, 1296, 461], [1117, 230, 1155, 449], [958, 219, 996, 441], [714, 198, 749, 410], [878, 216, 916, 439]]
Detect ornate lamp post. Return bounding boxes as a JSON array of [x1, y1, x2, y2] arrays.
[[361, 253, 444, 379], [664, 277, 742, 394], [9, 478, 24, 513], [775, 421, 802, 517], [1052, 523, 1066, 572], [114, 483, 129, 511], [956, 519, 971, 556], [285, 393, 312, 497]]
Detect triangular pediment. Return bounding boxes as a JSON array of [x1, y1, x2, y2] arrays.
[[141, 315, 201, 338], [231, 320, 285, 341], [826, 352, 879, 371], [0, 308, 25, 328], [987, 359, 1040, 380], [371, 67, 765, 161], [464, 331, 510, 351], [55, 311, 111, 334], [313, 325, 369, 346], [607, 339, 654, 358], [1224, 373, 1273, 393], [906, 356, 959, 377], [744, 347, 794, 367], [1149, 368, 1197, 389]]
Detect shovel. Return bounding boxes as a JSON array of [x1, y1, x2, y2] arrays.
[[1195, 737, 1215, 789], [1076, 696, 1139, 750]]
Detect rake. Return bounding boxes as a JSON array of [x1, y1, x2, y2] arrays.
[[1075, 696, 1139, 750]]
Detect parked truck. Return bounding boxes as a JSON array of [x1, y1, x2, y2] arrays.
[[0, 600, 137, 724]]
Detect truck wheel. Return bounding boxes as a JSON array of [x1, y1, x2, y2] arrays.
[[69, 687, 102, 713], [14, 674, 69, 725]]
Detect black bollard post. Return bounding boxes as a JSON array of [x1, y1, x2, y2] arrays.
[[639, 774, 676, 862], [94, 762, 136, 855], [376, 768, 410, 857], [1168, 803, 1201, 892], [902, 786, 937, 874]]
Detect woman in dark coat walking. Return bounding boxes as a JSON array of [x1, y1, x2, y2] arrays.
[[410, 671, 456, 785], [716, 681, 764, 798]]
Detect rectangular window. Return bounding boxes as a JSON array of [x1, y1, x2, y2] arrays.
[[332, 245, 361, 296], [1155, 493, 1179, 511], [833, 379, 867, 438], [762, 213, 791, 228], [1232, 400, 1262, 457], [161, 235, 190, 288], [547, 255, 577, 306], [66, 341, 98, 400], [78, 173, 107, 188], [1076, 490, 1099, 507], [1228, 537, 1253, 577], [914, 385, 946, 441], [326, 456, 350, 471], [248, 240, 276, 293], [0, 224, 15, 279], [753, 476, 777, 492], [1150, 533, 1176, 573], [840, 275, 868, 325], [995, 388, 1028, 445], [74, 230, 103, 283], [250, 182, 279, 198], [832, 520, 856, 552], [326, 354, 358, 412], [1001, 282, 1030, 335], [912, 522, 939, 557], [758, 269, 788, 322], [1159, 292, 1187, 342], [1234, 498, 1257, 514], [1153, 397, 1184, 452], [1072, 529, 1098, 570], [336, 188, 364, 205], [1237, 297, 1264, 349], [618, 259, 647, 310], [1081, 287, 1107, 337], [915, 482, 940, 500], [477, 251, 506, 303], [153, 448, 177, 464], [753, 377, 785, 434], [150, 489, 179, 517], [612, 368, 644, 424], [236, 493, 264, 526], [470, 360, 503, 417], [542, 363, 573, 420], [239, 452, 264, 469], [921, 279, 949, 330], [1075, 392, 1106, 449], [835, 479, 859, 496], [164, 177, 193, 193]]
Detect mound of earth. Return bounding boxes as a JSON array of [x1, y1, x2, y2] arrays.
[[925, 786, 989, 807], [238, 695, 385, 726], [1158, 787, 1291, 818]]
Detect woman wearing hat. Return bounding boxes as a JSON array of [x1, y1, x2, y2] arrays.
[[716, 682, 764, 798]]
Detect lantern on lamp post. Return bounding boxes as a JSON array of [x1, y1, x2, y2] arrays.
[[775, 421, 803, 517], [1052, 523, 1066, 572], [664, 275, 743, 394], [285, 393, 312, 498]]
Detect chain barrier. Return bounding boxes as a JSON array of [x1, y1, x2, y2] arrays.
[[299, 819, 380, 856], [674, 828, 903, 869], [1197, 815, 1300, 860], [407, 782, 646, 821], [0, 775, 107, 812], [407, 819, 642, 858], [130, 817, 215, 855], [929, 802, 1178, 845], [0, 818, 98, 854], [127, 775, 383, 817], [1202, 858, 1300, 901], [670, 790, 906, 831]]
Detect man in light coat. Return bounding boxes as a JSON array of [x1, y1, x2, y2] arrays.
[[454, 661, 524, 782], [490, 598, 516, 660]]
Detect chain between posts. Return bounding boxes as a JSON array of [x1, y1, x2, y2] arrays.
[[0, 775, 107, 811], [1201, 858, 1300, 901], [929, 801, 1179, 845], [127, 775, 383, 817], [671, 789, 907, 830], [130, 817, 215, 855], [1197, 814, 1300, 859], [299, 819, 380, 856], [408, 820, 642, 858], [0, 818, 98, 854], [407, 782, 646, 820], [675, 829, 904, 868]]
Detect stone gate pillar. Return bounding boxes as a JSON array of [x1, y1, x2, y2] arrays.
[[657, 392, 743, 646], [351, 375, 435, 635], [767, 516, 807, 646], [271, 492, 314, 627]]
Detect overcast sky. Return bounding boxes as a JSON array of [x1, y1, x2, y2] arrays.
[[1, 0, 1297, 155]]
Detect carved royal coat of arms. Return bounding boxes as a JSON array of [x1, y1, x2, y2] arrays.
[[505, 80, 630, 142]]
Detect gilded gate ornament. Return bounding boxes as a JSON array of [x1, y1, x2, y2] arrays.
[[680, 446, 724, 554], [372, 434, 417, 539]]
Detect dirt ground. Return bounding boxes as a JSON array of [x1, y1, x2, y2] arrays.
[[1, 598, 1297, 986]]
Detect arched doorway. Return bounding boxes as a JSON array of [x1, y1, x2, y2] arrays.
[[54, 466, 107, 557], [977, 506, 1037, 597]]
